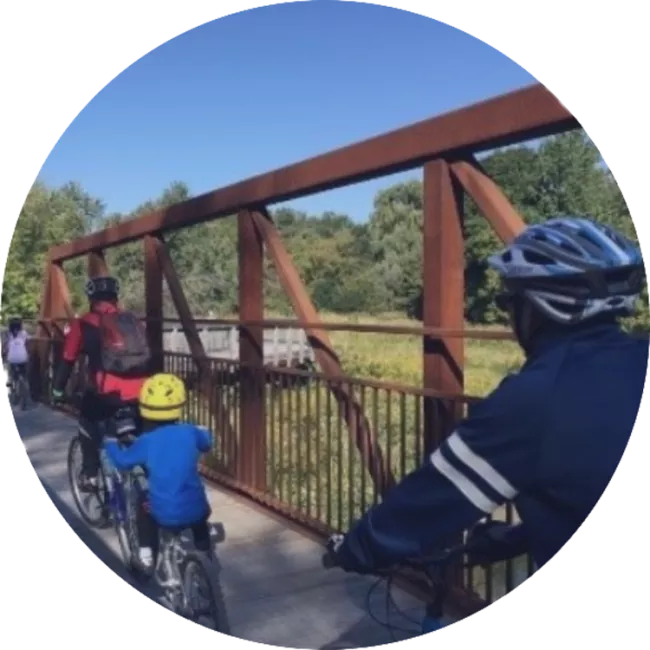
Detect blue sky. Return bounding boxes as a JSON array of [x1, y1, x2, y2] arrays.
[[38, 1, 536, 223]]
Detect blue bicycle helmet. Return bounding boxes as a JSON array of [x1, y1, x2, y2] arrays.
[[488, 217, 644, 324]]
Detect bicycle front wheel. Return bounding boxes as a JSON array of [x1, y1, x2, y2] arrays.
[[125, 471, 155, 581], [19, 376, 28, 411], [115, 515, 134, 570], [180, 553, 230, 632]]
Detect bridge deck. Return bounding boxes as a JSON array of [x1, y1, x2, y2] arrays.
[[15, 404, 427, 648]]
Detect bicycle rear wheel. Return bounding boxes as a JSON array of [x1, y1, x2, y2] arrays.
[[180, 553, 230, 632], [9, 377, 19, 406], [67, 436, 110, 528]]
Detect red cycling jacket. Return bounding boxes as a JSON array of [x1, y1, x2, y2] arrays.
[[61, 301, 146, 402]]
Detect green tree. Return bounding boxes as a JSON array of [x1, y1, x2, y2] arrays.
[[368, 180, 423, 315], [2, 181, 103, 320]]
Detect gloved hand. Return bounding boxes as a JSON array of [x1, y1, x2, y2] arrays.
[[465, 520, 526, 566], [323, 532, 374, 575], [51, 388, 65, 405]]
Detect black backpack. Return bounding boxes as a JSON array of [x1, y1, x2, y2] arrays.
[[98, 310, 151, 376]]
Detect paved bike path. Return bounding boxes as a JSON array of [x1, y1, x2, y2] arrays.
[[14, 404, 426, 648]]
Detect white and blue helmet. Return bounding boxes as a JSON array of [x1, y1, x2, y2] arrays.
[[488, 217, 644, 324]]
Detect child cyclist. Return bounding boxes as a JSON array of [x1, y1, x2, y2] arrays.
[[103, 373, 212, 569]]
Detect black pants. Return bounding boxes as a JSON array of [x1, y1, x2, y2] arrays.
[[137, 508, 212, 553], [77, 391, 140, 477]]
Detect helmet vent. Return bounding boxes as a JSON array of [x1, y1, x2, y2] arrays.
[[523, 250, 555, 265], [557, 240, 582, 255]]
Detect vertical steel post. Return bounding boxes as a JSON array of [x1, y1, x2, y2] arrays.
[[238, 209, 266, 490]]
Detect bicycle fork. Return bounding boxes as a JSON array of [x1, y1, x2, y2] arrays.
[[100, 451, 127, 523]]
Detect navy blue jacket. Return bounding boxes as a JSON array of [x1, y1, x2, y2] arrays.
[[104, 422, 211, 527], [336, 323, 648, 571]]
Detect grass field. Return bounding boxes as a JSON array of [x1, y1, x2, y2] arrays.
[[286, 311, 524, 398]]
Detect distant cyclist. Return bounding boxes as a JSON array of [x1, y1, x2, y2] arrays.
[[4, 317, 30, 393], [327, 217, 648, 574], [51, 276, 152, 491]]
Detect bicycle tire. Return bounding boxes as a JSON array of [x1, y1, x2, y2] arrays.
[[125, 471, 155, 581], [180, 552, 230, 633], [115, 514, 134, 570], [109, 472, 142, 574], [67, 436, 110, 529], [19, 376, 28, 411]]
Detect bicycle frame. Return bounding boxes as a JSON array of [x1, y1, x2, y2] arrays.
[[154, 530, 192, 614], [99, 448, 130, 523], [156, 533, 182, 584], [98, 406, 143, 524]]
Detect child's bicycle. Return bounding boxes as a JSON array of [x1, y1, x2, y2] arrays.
[[322, 535, 484, 639], [64, 394, 229, 630], [152, 523, 230, 631]]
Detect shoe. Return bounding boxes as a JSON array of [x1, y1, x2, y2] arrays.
[[78, 473, 99, 493], [138, 547, 154, 570]]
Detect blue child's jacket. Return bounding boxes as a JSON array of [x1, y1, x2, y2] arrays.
[[104, 422, 211, 527]]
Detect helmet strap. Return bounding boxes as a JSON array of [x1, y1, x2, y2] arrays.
[[512, 297, 545, 357]]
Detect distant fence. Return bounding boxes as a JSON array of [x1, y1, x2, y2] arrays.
[[16, 320, 316, 369], [162, 321, 315, 366]]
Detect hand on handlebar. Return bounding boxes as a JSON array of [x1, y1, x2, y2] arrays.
[[322, 533, 345, 569], [465, 520, 523, 566], [322, 532, 374, 575]]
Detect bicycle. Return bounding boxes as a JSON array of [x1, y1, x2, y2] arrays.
[[64, 394, 229, 630], [322, 537, 481, 639], [8, 363, 29, 411], [66, 399, 149, 576], [152, 524, 230, 631]]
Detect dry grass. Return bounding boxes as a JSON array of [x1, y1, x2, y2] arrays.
[[264, 311, 524, 397]]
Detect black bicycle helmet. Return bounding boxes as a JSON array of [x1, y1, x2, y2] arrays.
[[85, 276, 120, 301], [8, 317, 22, 334]]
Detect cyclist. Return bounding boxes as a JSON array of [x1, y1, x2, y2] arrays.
[[327, 217, 648, 574], [4, 317, 30, 394], [103, 373, 213, 569], [51, 276, 151, 491]]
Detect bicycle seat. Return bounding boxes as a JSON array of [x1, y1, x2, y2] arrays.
[[112, 405, 139, 438], [114, 403, 138, 420], [159, 524, 190, 537]]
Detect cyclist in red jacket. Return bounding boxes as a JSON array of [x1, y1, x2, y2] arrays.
[[52, 276, 152, 491]]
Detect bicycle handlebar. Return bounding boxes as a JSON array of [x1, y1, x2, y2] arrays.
[[321, 537, 476, 576]]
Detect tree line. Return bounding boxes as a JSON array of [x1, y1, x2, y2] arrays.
[[2, 130, 647, 330]]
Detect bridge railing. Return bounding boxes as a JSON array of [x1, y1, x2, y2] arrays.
[[27, 332, 533, 615], [29, 84, 572, 618]]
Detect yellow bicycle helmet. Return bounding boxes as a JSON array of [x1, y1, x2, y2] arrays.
[[139, 373, 187, 421]]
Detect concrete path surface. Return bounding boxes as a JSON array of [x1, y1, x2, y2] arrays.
[[13, 403, 426, 648]]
